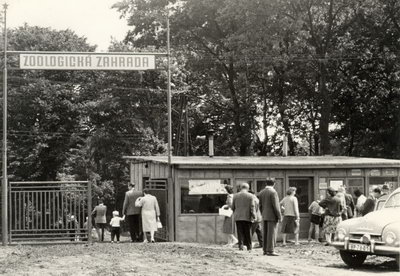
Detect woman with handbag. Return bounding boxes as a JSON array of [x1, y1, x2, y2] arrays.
[[222, 185, 238, 246], [135, 189, 160, 243]]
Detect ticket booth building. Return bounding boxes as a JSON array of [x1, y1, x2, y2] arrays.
[[123, 156, 400, 243]]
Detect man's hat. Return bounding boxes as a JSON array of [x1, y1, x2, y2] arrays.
[[327, 186, 338, 192], [382, 184, 389, 190]]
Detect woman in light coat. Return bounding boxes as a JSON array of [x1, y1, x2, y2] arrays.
[[222, 185, 237, 246], [135, 189, 160, 243]]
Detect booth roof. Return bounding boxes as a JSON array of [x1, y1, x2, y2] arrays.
[[122, 156, 400, 169]]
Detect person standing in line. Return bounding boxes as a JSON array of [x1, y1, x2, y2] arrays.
[[222, 185, 238, 247], [319, 187, 342, 245], [361, 187, 382, 216], [280, 187, 300, 246], [379, 184, 390, 201], [135, 189, 160, 243], [343, 185, 355, 219], [337, 187, 348, 221], [122, 182, 143, 242], [249, 190, 263, 248], [308, 195, 324, 242], [232, 183, 256, 252], [353, 189, 367, 217], [109, 210, 124, 243], [258, 179, 282, 256], [92, 199, 107, 242]]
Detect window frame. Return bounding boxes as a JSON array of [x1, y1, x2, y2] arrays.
[[178, 178, 231, 216]]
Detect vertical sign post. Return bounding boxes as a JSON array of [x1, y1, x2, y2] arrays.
[[167, 5, 172, 173], [2, 3, 8, 246]]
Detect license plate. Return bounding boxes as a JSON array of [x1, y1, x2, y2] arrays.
[[348, 243, 371, 252]]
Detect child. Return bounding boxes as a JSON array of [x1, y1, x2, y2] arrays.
[[110, 211, 124, 243], [308, 195, 324, 242]]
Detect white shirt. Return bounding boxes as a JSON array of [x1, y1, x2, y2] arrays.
[[110, 217, 123, 227], [355, 195, 367, 217]]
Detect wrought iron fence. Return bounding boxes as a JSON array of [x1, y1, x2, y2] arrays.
[[8, 181, 91, 243]]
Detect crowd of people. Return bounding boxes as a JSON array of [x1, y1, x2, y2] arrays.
[[222, 179, 390, 256], [91, 182, 161, 243]]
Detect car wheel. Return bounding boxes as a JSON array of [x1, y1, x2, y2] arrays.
[[339, 250, 367, 267]]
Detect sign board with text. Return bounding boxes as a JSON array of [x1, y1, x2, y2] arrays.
[[188, 179, 227, 195], [20, 54, 156, 71]]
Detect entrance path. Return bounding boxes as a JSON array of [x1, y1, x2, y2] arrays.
[[0, 240, 398, 275]]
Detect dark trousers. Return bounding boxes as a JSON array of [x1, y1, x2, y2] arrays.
[[236, 221, 253, 250], [263, 220, 278, 254], [111, 227, 120, 242], [126, 214, 141, 242], [96, 223, 106, 241], [251, 222, 263, 245]]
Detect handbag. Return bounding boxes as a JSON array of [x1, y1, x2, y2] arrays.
[[157, 219, 163, 229], [218, 207, 233, 217]]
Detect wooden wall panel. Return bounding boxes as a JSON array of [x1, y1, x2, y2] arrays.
[[270, 170, 285, 177], [317, 170, 330, 177], [329, 169, 347, 177], [197, 216, 216, 243], [234, 170, 254, 178], [215, 216, 227, 244], [253, 170, 269, 178], [176, 216, 197, 242], [204, 170, 221, 178], [220, 170, 233, 178], [176, 169, 190, 178], [190, 170, 205, 178]]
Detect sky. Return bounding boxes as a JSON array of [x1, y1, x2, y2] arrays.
[[5, 0, 131, 51]]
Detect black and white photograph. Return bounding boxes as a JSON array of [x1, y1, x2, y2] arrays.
[[0, 0, 399, 275]]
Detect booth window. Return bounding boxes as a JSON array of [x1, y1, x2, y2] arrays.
[[180, 179, 230, 214], [256, 179, 284, 199], [347, 178, 364, 197], [369, 177, 398, 194]]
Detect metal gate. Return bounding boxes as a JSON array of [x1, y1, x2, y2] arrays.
[[145, 179, 168, 241], [8, 181, 91, 243]]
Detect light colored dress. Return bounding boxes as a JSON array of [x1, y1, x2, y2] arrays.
[[136, 194, 160, 232], [222, 194, 235, 234]]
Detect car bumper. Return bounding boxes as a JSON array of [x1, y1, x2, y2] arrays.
[[332, 240, 400, 255]]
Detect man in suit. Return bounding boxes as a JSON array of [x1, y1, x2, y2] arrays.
[[258, 179, 282, 256], [232, 183, 256, 251], [122, 182, 143, 242]]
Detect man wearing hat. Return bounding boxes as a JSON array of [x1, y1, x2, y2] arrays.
[[258, 179, 282, 256], [122, 182, 143, 242]]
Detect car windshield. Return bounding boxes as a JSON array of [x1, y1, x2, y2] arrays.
[[384, 192, 400, 208]]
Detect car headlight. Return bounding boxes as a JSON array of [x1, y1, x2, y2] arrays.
[[337, 228, 346, 241], [385, 232, 396, 245]]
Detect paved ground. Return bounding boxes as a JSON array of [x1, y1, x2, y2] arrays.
[[0, 238, 398, 275]]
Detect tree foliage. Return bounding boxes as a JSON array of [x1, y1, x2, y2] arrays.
[[1, 0, 400, 207]]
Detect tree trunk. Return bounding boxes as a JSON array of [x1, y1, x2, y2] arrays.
[[318, 62, 332, 155]]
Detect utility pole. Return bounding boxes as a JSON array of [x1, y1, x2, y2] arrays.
[[2, 2, 8, 246], [166, 4, 172, 173]]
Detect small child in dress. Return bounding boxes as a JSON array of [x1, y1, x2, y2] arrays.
[[110, 211, 124, 243]]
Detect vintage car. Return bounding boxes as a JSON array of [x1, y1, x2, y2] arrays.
[[332, 187, 400, 269]]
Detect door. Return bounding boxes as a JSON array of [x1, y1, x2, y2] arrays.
[[288, 177, 314, 238], [145, 179, 168, 241]]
